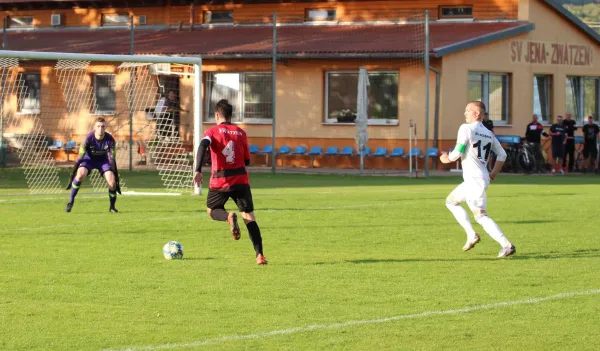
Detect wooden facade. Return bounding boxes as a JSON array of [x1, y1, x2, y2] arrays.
[[1, 0, 519, 28]]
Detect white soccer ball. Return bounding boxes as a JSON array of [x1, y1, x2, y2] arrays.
[[163, 241, 184, 260]]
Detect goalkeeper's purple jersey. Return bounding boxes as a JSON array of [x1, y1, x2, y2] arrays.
[[79, 132, 116, 162]]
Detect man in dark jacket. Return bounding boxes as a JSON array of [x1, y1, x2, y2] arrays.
[[525, 114, 548, 172], [562, 113, 577, 172]]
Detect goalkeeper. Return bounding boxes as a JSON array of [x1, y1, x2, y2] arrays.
[[65, 117, 121, 213]]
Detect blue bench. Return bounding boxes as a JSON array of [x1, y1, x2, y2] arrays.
[[339, 146, 354, 156], [372, 148, 387, 157], [389, 147, 404, 157], [324, 146, 339, 156]]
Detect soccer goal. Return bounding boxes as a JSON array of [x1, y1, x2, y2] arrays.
[[0, 50, 202, 195]]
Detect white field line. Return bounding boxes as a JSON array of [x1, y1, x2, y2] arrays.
[[104, 289, 600, 351]]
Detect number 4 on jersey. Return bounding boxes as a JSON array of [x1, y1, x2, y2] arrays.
[[222, 141, 235, 164], [473, 140, 491, 161]]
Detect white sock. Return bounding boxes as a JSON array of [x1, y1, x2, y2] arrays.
[[475, 215, 511, 248], [446, 201, 477, 239]]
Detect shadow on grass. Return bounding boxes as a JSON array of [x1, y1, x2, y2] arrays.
[[330, 249, 600, 265]]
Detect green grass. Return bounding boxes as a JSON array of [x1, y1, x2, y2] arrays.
[[1, 169, 599, 350]]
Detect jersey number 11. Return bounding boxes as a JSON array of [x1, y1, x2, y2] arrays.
[[473, 140, 491, 161]]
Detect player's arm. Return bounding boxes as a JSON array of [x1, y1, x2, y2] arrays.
[[440, 126, 468, 163], [193, 136, 211, 186], [243, 133, 250, 167], [489, 137, 507, 180]]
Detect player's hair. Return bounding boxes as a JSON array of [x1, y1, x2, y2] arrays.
[[468, 101, 486, 116], [215, 99, 233, 120], [94, 117, 106, 124]]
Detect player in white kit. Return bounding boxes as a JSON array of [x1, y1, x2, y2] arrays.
[[440, 101, 516, 258]]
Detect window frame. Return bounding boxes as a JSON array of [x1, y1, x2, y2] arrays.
[[438, 6, 473, 20], [566, 76, 600, 124], [468, 71, 511, 124], [101, 13, 130, 27], [9, 16, 34, 28], [204, 71, 273, 124], [17, 72, 41, 115], [324, 70, 399, 126], [533, 74, 553, 124], [92, 73, 116, 115], [204, 11, 234, 24], [305, 8, 337, 22]]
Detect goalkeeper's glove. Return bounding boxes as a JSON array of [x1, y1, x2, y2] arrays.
[[110, 160, 122, 195]]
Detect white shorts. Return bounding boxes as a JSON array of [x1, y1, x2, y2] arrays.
[[448, 178, 489, 211]]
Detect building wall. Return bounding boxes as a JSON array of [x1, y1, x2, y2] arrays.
[[1, 0, 518, 28], [439, 0, 599, 142]]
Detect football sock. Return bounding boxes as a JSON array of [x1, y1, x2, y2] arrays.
[[108, 189, 117, 208], [475, 214, 511, 248], [245, 221, 263, 256], [445, 200, 477, 239], [210, 209, 228, 221], [69, 179, 81, 204]]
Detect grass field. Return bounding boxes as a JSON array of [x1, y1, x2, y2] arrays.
[[1, 169, 599, 350]]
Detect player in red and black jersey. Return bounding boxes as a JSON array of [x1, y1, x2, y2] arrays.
[[193, 99, 267, 265]]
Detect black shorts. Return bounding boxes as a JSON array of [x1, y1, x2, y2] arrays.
[[206, 186, 254, 213], [551, 144, 564, 159], [582, 143, 598, 158]]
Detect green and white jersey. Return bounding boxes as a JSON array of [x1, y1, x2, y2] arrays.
[[454, 122, 506, 180]]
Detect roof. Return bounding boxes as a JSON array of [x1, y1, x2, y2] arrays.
[[4, 21, 533, 59], [542, 0, 600, 44]]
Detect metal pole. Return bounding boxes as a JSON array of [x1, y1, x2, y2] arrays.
[[193, 60, 203, 195], [271, 13, 277, 174], [0, 66, 5, 167], [0, 17, 6, 166], [424, 10, 430, 177], [2, 16, 7, 50], [430, 67, 440, 170], [128, 15, 135, 172]]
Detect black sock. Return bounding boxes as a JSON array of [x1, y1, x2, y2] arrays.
[[245, 221, 263, 256], [210, 209, 228, 221], [109, 189, 117, 208]]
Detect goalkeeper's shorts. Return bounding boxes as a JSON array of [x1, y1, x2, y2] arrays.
[[80, 158, 112, 176]]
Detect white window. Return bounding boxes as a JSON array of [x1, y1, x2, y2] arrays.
[[93, 74, 116, 115], [9, 16, 34, 28], [305, 9, 336, 22], [205, 72, 272, 123], [204, 11, 233, 24], [533, 75, 552, 123], [17, 73, 41, 114], [325, 71, 398, 125], [566, 76, 600, 123], [102, 13, 129, 26], [468, 72, 510, 123]]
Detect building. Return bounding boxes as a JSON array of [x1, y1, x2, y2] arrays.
[[1, 0, 599, 169]]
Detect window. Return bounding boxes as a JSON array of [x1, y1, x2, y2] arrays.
[[439, 6, 473, 19], [9, 16, 34, 28], [205, 72, 272, 123], [326, 71, 398, 125], [533, 75, 552, 123], [204, 11, 233, 24], [102, 13, 130, 26], [468, 72, 510, 123], [567, 76, 600, 122], [305, 9, 336, 22], [17, 73, 41, 114], [93, 74, 116, 115]]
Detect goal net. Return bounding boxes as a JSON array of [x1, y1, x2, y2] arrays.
[[0, 50, 202, 195]]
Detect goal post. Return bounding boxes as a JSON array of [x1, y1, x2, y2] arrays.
[[0, 50, 203, 195]]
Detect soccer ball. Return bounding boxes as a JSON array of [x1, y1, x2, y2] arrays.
[[163, 241, 184, 260]]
